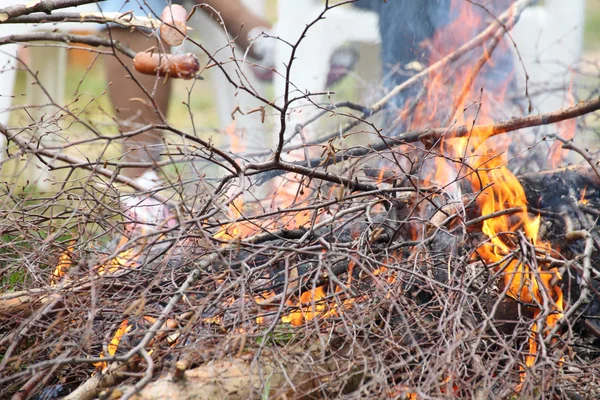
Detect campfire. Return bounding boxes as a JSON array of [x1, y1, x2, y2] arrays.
[[2, 0, 600, 399]]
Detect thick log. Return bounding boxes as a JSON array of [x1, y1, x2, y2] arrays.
[[64, 362, 130, 400], [125, 344, 362, 400], [128, 360, 298, 400], [0, 290, 55, 319]]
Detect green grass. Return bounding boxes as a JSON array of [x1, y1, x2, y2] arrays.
[[585, 0, 600, 50], [2, 49, 224, 191]]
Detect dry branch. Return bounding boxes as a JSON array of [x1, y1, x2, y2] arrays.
[[5, 11, 165, 30], [401, 96, 600, 146], [0, 123, 177, 207], [0, 0, 101, 22], [0, 32, 137, 58], [255, 97, 600, 185]]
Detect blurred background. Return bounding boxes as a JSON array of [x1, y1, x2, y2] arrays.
[[1, 0, 599, 191]]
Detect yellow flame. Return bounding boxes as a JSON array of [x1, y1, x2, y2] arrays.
[[94, 319, 132, 370], [51, 246, 73, 285]]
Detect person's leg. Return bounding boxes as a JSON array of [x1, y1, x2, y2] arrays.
[[103, 28, 172, 180]]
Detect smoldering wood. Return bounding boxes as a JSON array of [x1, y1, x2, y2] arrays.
[[518, 165, 600, 209]]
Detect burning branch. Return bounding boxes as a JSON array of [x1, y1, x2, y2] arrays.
[[249, 96, 600, 186]]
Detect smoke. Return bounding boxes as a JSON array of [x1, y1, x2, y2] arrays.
[[355, 0, 517, 118]]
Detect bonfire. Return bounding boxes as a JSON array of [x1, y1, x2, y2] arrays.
[[1, 0, 600, 399]]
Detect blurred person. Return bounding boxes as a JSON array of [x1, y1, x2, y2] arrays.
[[354, 0, 516, 119], [94, 0, 274, 225], [97, 0, 273, 185]]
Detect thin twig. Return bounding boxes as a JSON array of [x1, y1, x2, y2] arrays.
[[0, 0, 102, 22], [0, 32, 137, 58]]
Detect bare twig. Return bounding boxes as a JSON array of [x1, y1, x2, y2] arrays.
[[0, 123, 177, 207], [0, 32, 137, 58], [0, 0, 102, 22]]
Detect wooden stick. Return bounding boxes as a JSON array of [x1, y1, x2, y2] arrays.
[[0, 0, 102, 22], [0, 32, 136, 58]]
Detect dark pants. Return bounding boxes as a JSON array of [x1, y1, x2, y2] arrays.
[[355, 0, 515, 115]]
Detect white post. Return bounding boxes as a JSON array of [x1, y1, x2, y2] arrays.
[[0, 0, 31, 170], [273, 0, 379, 146], [186, 0, 275, 201], [0, 44, 19, 168], [24, 44, 68, 190], [0, 1, 101, 186], [187, 0, 268, 139]]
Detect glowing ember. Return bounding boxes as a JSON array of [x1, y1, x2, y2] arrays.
[[50, 227, 145, 289], [580, 187, 589, 205], [95, 234, 142, 275]]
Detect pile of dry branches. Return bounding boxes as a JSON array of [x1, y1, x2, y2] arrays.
[[2, 0, 600, 399]]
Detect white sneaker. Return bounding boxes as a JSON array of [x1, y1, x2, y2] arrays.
[[122, 170, 173, 231]]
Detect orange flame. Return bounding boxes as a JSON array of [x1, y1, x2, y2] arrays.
[[94, 319, 132, 370], [213, 197, 257, 241], [51, 232, 143, 285], [400, 0, 565, 377], [579, 187, 589, 205], [281, 286, 327, 326], [95, 234, 141, 275]]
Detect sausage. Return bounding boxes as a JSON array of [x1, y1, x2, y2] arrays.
[[133, 52, 200, 80]]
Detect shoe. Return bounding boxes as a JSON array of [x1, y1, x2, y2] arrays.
[[121, 170, 174, 231]]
